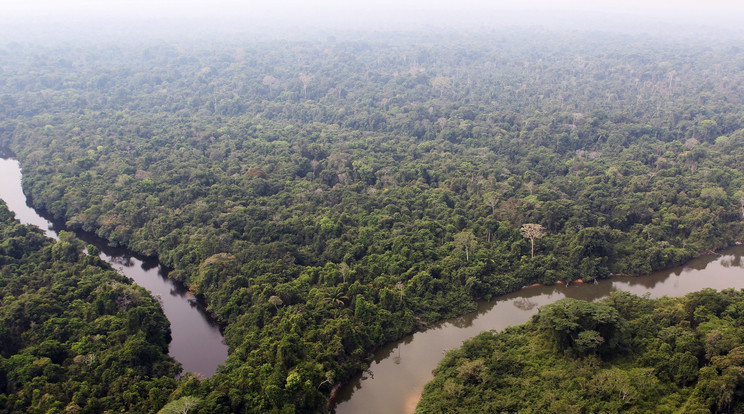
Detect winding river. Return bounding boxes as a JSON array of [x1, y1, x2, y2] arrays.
[[0, 155, 228, 377], [332, 243, 744, 413], [3, 152, 744, 411]]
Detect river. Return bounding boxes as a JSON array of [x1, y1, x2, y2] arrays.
[[4, 153, 744, 410], [332, 243, 744, 413], [0, 155, 228, 377]]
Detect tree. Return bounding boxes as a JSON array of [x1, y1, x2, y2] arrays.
[[525, 180, 535, 195], [484, 192, 499, 215], [299, 73, 312, 98], [325, 287, 348, 308], [453, 231, 477, 262], [520, 223, 546, 258], [157, 396, 201, 414], [431, 76, 452, 98], [536, 298, 625, 355], [339, 262, 350, 283], [268, 295, 283, 311], [262, 75, 279, 94], [735, 189, 744, 219]]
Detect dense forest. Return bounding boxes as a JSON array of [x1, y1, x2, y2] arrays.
[[416, 289, 744, 413], [2, 30, 744, 412], [0, 200, 182, 413]]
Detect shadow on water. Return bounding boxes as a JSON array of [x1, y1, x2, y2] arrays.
[[50, 219, 217, 319], [332, 245, 744, 414], [0, 156, 228, 377]]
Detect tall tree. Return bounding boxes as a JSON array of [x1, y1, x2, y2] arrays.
[[262, 75, 279, 94], [453, 231, 477, 262], [299, 73, 312, 98], [520, 223, 546, 258]]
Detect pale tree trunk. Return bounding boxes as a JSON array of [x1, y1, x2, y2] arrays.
[[530, 238, 534, 258]]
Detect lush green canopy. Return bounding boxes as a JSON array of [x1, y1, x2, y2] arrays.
[[1, 29, 744, 412], [417, 290, 744, 413], [0, 200, 180, 413]]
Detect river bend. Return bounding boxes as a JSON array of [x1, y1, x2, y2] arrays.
[[4, 154, 743, 408], [333, 241, 744, 413], [0, 156, 228, 377]]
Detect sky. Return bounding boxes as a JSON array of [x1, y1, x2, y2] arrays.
[[2, 0, 744, 39], [4, 0, 743, 16]]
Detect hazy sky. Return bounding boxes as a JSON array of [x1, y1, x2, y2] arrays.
[[2, 0, 744, 37], [5, 0, 744, 15]]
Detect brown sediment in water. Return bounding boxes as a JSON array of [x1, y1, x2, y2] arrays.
[[404, 386, 424, 413]]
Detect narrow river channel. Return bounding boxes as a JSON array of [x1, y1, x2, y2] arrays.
[[0, 155, 228, 377], [4, 152, 744, 411], [332, 243, 744, 413]]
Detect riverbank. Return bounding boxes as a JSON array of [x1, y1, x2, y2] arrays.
[[0, 157, 228, 377], [331, 245, 744, 413]]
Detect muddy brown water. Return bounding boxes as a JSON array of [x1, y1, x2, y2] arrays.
[[0, 156, 227, 377], [5, 153, 743, 406], [332, 240, 744, 413]]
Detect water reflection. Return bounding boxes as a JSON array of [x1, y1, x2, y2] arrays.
[[333, 245, 744, 414], [720, 253, 741, 268], [448, 314, 476, 329], [69, 223, 228, 377], [513, 297, 538, 311], [393, 346, 402, 365], [0, 156, 227, 377], [0, 154, 58, 239]]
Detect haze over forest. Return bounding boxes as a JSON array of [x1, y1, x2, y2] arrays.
[[3, 0, 744, 413], [2, 0, 744, 42]]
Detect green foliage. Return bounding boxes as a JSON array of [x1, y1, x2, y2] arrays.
[[157, 396, 201, 414], [2, 30, 744, 412], [0, 200, 180, 413], [418, 290, 744, 413], [536, 298, 626, 356]]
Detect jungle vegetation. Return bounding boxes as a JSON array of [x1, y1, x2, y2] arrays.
[[0, 200, 180, 413], [1, 29, 744, 412], [417, 290, 744, 413]]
